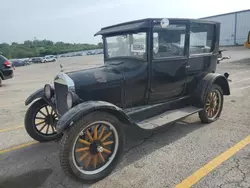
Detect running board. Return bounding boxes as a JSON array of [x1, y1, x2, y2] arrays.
[[137, 106, 203, 130]]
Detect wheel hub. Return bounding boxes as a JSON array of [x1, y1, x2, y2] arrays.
[[89, 141, 102, 155], [45, 115, 56, 125]]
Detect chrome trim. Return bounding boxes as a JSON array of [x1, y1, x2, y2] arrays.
[[54, 72, 75, 92]]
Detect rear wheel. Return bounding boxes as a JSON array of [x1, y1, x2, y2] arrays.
[[24, 99, 62, 142], [60, 112, 124, 183], [199, 84, 223, 123]]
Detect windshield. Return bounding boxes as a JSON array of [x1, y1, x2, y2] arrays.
[[105, 32, 147, 59]]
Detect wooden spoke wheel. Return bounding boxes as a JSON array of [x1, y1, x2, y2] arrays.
[[25, 99, 62, 142], [205, 89, 222, 119], [60, 112, 124, 183], [34, 105, 58, 136], [199, 84, 224, 123], [72, 121, 118, 174]]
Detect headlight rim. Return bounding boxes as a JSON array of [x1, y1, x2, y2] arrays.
[[44, 84, 53, 99]]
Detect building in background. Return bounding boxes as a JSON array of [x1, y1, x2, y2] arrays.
[[201, 9, 250, 46]]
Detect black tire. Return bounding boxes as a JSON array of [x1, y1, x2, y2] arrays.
[[0, 76, 2, 87], [24, 98, 62, 142], [60, 111, 125, 183], [199, 84, 224, 123]]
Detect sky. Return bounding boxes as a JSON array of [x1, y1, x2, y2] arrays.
[[0, 0, 249, 44]]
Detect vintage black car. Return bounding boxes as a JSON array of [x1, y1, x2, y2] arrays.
[[24, 18, 230, 182]]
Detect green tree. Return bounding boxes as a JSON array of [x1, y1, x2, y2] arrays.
[[0, 39, 102, 59]]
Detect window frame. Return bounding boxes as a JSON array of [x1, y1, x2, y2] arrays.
[[189, 22, 216, 57], [103, 30, 149, 61], [151, 22, 189, 60]]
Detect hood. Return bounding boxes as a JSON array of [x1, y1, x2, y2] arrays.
[[66, 64, 124, 89], [65, 58, 146, 105], [65, 62, 124, 104]]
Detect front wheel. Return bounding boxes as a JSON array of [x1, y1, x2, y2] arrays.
[[199, 84, 224, 123], [60, 112, 124, 183], [24, 98, 62, 142]]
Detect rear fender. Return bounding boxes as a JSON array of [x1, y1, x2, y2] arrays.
[[56, 101, 134, 134], [193, 73, 230, 107]]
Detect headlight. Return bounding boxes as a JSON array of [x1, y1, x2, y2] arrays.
[[44, 84, 53, 99], [66, 92, 73, 109]]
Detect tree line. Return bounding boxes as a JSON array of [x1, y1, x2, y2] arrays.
[[0, 40, 103, 59]]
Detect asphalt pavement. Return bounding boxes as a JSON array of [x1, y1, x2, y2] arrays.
[[0, 47, 250, 188]]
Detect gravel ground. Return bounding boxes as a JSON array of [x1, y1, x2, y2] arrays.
[[0, 46, 250, 188]]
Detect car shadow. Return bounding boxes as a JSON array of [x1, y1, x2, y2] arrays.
[[0, 117, 206, 187], [120, 118, 206, 167]]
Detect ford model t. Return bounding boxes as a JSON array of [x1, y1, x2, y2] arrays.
[[24, 18, 230, 182]]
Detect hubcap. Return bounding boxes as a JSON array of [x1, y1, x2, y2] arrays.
[[205, 89, 221, 119], [72, 121, 119, 175], [34, 105, 58, 135]]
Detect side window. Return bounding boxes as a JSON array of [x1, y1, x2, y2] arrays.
[[189, 23, 215, 55], [153, 23, 186, 58]]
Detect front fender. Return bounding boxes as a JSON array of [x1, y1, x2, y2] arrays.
[[56, 101, 134, 134], [193, 73, 230, 107], [25, 88, 44, 106]]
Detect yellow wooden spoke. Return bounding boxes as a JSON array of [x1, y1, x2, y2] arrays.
[[98, 153, 105, 163], [103, 148, 112, 154], [98, 126, 105, 140], [102, 141, 114, 146], [84, 155, 92, 168], [92, 155, 98, 168], [76, 147, 89, 153], [206, 106, 210, 112], [79, 152, 89, 162], [86, 129, 93, 142], [79, 139, 91, 146], [93, 125, 98, 140], [100, 132, 112, 142]]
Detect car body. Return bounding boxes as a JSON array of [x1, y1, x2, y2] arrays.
[[24, 18, 230, 182], [42, 55, 56, 63], [0, 55, 14, 86]]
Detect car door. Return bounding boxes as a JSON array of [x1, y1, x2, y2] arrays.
[[186, 22, 217, 93], [148, 21, 188, 103]]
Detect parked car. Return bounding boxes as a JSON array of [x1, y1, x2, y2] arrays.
[[11, 59, 26, 67], [96, 50, 104, 54], [42, 55, 56, 63], [31, 57, 43, 63], [24, 18, 230, 182], [86, 51, 95, 55], [0, 55, 14, 86]]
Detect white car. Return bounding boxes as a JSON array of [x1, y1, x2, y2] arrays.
[[42, 55, 56, 63]]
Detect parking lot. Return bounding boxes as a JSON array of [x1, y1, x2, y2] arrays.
[[0, 46, 250, 188]]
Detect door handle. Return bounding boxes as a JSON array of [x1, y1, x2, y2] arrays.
[[186, 65, 191, 68]]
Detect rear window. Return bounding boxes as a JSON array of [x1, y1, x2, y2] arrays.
[[0, 55, 8, 65]]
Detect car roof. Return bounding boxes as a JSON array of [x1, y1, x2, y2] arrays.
[[94, 18, 219, 36]]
